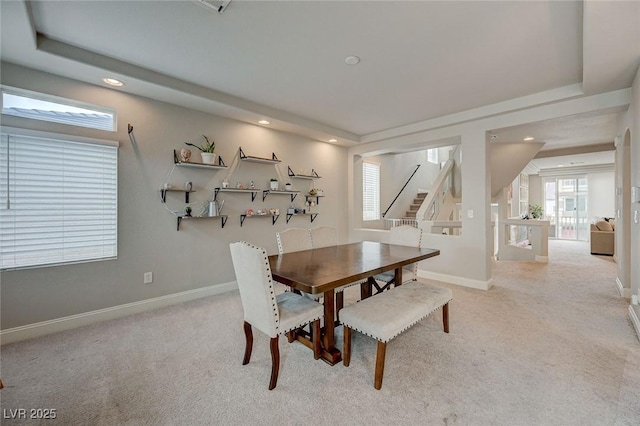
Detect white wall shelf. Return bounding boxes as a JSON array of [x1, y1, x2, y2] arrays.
[[262, 189, 300, 202], [288, 166, 321, 179], [177, 215, 228, 231], [239, 147, 280, 164], [285, 212, 318, 224], [173, 149, 226, 169], [215, 187, 260, 202], [240, 213, 280, 227]]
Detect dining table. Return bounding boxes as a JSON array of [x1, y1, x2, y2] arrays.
[[268, 241, 440, 365]]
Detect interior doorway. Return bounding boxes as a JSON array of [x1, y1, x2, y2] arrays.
[[544, 176, 588, 241]]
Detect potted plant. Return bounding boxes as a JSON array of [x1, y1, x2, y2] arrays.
[[270, 178, 278, 191], [184, 206, 192, 217], [529, 204, 543, 219], [185, 135, 216, 164]]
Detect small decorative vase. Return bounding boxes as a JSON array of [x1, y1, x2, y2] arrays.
[[285, 183, 292, 191], [201, 152, 216, 164], [270, 181, 278, 190], [180, 148, 191, 162]]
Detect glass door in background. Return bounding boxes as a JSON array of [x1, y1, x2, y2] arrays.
[[547, 176, 588, 241]]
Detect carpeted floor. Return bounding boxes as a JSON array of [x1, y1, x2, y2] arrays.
[[1, 240, 639, 425]]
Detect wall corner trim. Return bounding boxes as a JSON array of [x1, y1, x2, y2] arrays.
[[616, 276, 631, 298], [629, 305, 640, 343], [0, 281, 238, 345], [417, 270, 493, 291]]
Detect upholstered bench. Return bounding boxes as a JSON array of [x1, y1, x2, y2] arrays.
[[340, 281, 452, 389]]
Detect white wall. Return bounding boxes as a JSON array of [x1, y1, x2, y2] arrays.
[[0, 62, 349, 330], [588, 171, 615, 219]]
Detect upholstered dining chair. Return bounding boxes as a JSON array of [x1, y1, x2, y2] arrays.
[[276, 227, 313, 254], [309, 226, 363, 322], [374, 225, 423, 290], [230, 241, 323, 390]]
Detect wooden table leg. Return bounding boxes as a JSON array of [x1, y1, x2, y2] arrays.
[[319, 290, 341, 365], [394, 267, 403, 287]]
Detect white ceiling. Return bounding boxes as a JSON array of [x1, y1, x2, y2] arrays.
[[1, 0, 639, 161]]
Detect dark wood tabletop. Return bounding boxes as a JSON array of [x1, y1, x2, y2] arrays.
[[268, 241, 440, 364], [269, 241, 439, 294]]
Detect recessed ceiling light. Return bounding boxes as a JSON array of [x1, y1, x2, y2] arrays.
[[102, 78, 124, 87], [523, 137, 535, 141], [328, 138, 338, 143], [258, 120, 270, 125], [557, 164, 564, 167], [345, 56, 360, 65]]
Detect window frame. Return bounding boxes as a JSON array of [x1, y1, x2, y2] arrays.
[[362, 161, 381, 221], [1, 85, 117, 132], [0, 126, 119, 270]]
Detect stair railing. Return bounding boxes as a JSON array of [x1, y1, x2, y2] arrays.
[[381, 164, 420, 218]]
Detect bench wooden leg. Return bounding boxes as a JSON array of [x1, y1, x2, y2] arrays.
[[443, 302, 450, 333], [243, 321, 253, 365], [374, 341, 387, 390], [269, 336, 280, 390], [343, 326, 352, 367]]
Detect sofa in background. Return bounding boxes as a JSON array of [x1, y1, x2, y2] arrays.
[[590, 218, 615, 256]]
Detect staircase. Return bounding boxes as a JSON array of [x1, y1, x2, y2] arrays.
[[403, 193, 427, 219]]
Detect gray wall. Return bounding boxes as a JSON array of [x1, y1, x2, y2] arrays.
[[0, 63, 349, 329]]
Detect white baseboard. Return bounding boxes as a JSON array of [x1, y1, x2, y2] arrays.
[[629, 305, 640, 343], [417, 269, 493, 290], [616, 277, 631, 298], [534, 255, 548, 263], [0, 281, 238, 345]]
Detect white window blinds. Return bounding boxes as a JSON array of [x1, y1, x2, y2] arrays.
[[363, 161, 380, 221], [0, 128, 118, 269]]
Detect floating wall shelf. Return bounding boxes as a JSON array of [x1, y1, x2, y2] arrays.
[[177, 215, 228, 231], [288, 166, 321, 179], [286, 212, 318, 224], [239, 147, 280, 164], [240, 213, 280, 227], [262, 189, 300, 202], [215, 187, 260, 202], [173, 150, 226, 169]]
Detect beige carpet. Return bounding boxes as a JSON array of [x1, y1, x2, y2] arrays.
[[1, 240, 639, 425]]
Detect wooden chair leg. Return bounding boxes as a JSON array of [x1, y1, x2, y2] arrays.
[[443, 303, 450, 333], [343, 326, 352, 367], [242, 321, 253, 365], [269, 336, 280, 390], [312, 320, 321, 360], [286, 330, 295, 343], [374, 341, 387, 390], [336, 292, 344, 324]]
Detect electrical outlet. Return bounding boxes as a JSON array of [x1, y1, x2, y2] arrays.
[[144, 272, 153, 284]]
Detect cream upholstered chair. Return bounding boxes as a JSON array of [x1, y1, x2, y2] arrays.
[[374, 225, 423, 290], [230, 241, 323, 390], [309, 226, 337, 249], [276, 228, 319, 300], [276, 228, 313, 254]]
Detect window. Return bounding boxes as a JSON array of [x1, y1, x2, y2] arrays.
[[427, 148, 438, 164], [363, 161, 380, 221], [0, 127, 118, 269], [1, 87, 116, 131]]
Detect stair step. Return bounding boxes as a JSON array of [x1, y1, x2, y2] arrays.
[[404, 211, 417, 218], [413, 198, 425, 204], [416, 193, 427, 198]]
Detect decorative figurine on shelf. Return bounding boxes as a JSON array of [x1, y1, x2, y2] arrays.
[[285, 183, 292, 191], [250, 180, 255, 189], [184, 206, 192, 217], [270, 178, 278, 191], [180, 148, 192, 162], [222, 179, 229, 189], [309, 188, 318, 196], [185, 181, 193, 191]]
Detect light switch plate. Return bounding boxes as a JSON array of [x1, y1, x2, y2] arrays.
[[632, 186, 640, 203]]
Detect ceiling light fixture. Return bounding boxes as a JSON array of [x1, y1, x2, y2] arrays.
[[192, 0, 232, 13], [102, 78, 124, 87], [345, 56, 360, 65], [258, 120, 270, 125], [523, 137, 535, 141], [328, 138, 338, 143]]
